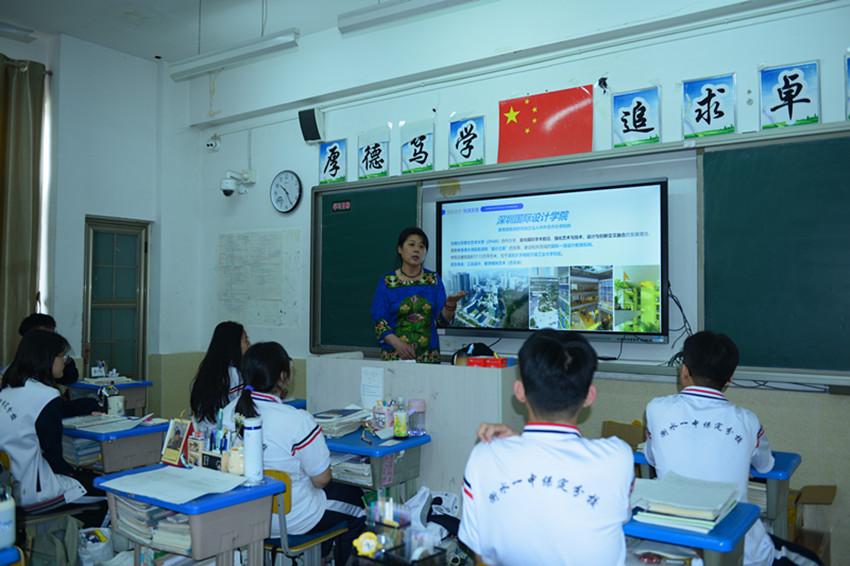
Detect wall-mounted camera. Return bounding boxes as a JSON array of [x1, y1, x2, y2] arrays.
[[220, 169, 255, 197]]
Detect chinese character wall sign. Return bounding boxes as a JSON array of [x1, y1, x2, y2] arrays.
[[319, 139, 347, 184], [612, 87, 660, 148], [759, 61, 820, 130], [401, 120, 434, 174], [358, 129, 389, 179], [449, 115, 485, 168], [683, 74, 735, 139]]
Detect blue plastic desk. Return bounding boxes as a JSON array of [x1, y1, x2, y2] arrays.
[[283, 398, 306, 410], [634, 450, 800, 538], [0, 546, 21, 566], [95, 465, 284, 565], [64, 421, 169, 472], [326, 430, 431, 497], [68, 380, 153, 415], [325, 430, 431, 458], [625, 502, 759, 566]]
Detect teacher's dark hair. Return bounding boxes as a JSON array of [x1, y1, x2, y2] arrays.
[[2, 329, 69, 390], [235, 342, 292, 419], [396, 226, 429, 264], [190, 321, 245, 423]]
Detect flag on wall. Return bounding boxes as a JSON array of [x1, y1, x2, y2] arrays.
[[498, 85, 593, 163]]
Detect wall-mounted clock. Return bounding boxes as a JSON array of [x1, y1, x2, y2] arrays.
[[270, 169, 302, 213]]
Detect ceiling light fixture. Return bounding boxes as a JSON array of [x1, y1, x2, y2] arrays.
[[169, 28, 299, 81], [0, 21, 36, 43], [338, 0, 477, 34]]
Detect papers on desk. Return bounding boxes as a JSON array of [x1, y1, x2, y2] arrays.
[[313, 405, 370, 438], [63, 415, 165, 434], [101, 465, 247, 505], [631, 473, 738, 533], [81, 376, 135, 385]]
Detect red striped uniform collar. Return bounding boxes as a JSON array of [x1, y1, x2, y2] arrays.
[[250, 391, 283, 404], [523, 422, 582, 437], [680, 386, 727, 401]]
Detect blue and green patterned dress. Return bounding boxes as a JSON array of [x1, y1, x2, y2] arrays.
[[371, 270, 448, 363]]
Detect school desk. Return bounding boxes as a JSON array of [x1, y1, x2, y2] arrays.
[[63, 420, 169, 473], [67, 380, 153, 416], [624, 502, 760, 566], [0, 546, 21, 566], [283, 398, 306, 409], [325, 430, 431, 499], [95, 464, 285, 566], [633, 450, 800, 538]]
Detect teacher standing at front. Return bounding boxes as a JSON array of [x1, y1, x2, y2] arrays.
[[371, 227, 465, 363]]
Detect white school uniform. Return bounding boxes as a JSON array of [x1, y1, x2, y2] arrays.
[[459, 423, 633, 566], [0, 380, 87, 509], [223, 390, 330, 535], [227, 365, 242, 401], [645, 385, 775, 566]]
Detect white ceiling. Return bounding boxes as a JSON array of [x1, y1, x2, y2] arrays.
[[0, 0, 376, 62]]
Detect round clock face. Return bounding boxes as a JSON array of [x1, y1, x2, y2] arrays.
[[269, 170, 302, 213]]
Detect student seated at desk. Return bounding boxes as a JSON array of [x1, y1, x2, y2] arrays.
[[459, 330, 634, 566], [644, 331, 821, 566], [223, 341, 364, 564], [0, 331, 105, 525], [190, 321, 249, 431]]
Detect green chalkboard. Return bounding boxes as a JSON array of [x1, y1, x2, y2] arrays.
[[312, 183, 418, 352], [703, 135, 850, 371]]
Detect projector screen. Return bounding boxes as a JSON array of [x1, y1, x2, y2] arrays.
[[437, 181, 668, 339]]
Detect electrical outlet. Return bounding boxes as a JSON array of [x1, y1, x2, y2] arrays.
[[205, 135, 220, 151]]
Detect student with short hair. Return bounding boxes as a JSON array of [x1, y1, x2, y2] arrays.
[[189, 321, 249, 429], [645, 331, 822, 566], [19, 313, 79, 385], [223, 342, 364, 564], [459, 330, 634, 565], [0, 330, 105, 524]]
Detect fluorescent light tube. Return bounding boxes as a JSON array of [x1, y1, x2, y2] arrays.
[[170, 28, 299, 81], [0, 21, 36, 43], [338, 0, 477, 34]]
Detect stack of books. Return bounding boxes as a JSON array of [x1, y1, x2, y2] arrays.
[[313, 406, 370, 438], [151, 514, 191, 555], [748, 480, 768, 514], [62, 436, 101, 468], [331, 454, 372, 487], [114, 496, 175, 544], [630, 472, 739, 533]]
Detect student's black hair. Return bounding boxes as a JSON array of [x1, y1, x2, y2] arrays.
[[518, 329, 598, 418], [2, 329, 69, 389], [234, 342, 292, 419], [18, 313, 57, 336], [451, 342, 495, 364], [396, 226, 429, 264], [681, 330, 739, 389], [190, 321, 245, 423]]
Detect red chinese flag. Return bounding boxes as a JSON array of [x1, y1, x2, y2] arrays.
[[498, 85, 593, 163]]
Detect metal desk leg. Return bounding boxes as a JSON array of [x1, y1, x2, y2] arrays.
[[215, 549, 234, 566], [639, 463, 651, 479], [246, 540, 263, 566], [133, 544, 141, 566], [703, 536, 744, 566], [766, 478, 789, 539]]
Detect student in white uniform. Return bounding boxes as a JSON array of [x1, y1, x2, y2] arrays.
[[645, 331, 822, 566], [0, 330, 105, 525], [222, 342, 364, 564], [459, 330, 634, 566], [189, 321, 249, 431]]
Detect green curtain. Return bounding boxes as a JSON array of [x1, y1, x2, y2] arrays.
[[0, 54, 46, 363]]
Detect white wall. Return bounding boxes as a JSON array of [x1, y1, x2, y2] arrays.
[[192, 1, 850, 358], [0, 35, 51, 64], [50, 35, 159, 354]]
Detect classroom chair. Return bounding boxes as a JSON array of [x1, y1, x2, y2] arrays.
[[263, 469, 348, 566]]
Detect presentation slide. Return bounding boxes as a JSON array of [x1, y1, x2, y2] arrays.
[[438, 183, 666, 335]]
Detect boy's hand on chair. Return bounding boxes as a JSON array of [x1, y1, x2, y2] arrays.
[[476, 423, 518, 443]]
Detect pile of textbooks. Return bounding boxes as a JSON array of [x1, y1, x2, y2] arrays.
[[630, 472, 739, 533], [114, 496, 184, 549], [312, 406, 370, 438], [151, 514, 191, 555], [63, 437, 101, 468]]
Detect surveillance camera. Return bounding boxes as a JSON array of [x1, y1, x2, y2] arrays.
[[220, 178, 238, 196]]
